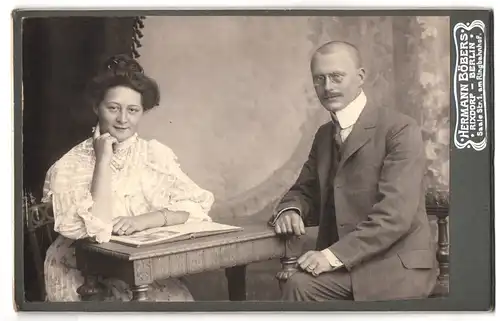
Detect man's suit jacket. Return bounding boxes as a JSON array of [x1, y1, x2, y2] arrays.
[[272, 102, 438, 301]]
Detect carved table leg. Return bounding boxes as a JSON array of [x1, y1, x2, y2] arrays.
[[77, 275, 105, 301], [276, 256, 299, 290], [276, 236, 300, 290], [225, 265, 247, 301], [75, 241, 106, 301], [131, 285, 149, 301]]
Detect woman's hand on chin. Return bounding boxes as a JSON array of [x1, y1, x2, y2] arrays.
[[93, 132, 118, 164]]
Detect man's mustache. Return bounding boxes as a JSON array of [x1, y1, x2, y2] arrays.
[[323, 92, 343, 99]]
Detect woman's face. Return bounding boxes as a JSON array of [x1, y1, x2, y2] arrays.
[[94, 86, 144, 142]]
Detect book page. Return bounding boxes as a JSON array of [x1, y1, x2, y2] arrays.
[[165, 221, 242, 234], [109, 221, 243, 247], [111, 229, 181, 245]]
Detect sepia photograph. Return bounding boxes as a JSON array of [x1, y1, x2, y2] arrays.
[[14, 10, 492, 311]]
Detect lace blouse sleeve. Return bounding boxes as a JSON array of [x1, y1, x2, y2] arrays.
[[42, 156, 112, 243], [144, 140, 215, 222]]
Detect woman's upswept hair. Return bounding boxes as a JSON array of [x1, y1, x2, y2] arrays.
[[86, 54, 160, 111]]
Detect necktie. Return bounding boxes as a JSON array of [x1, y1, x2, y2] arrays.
[[325, 115, 342, 246], [332, 115, 343, 163]]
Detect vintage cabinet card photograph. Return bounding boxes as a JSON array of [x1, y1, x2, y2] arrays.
[[12, 9, 494, 313]]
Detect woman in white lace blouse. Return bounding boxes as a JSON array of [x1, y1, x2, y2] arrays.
[[42, 55, 214, 301]]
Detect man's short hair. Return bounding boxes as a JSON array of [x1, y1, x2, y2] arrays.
[[311, 41, 363, 69]]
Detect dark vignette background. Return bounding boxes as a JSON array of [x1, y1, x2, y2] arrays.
[[13, 9, 494, 312]]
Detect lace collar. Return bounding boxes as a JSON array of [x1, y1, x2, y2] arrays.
[[114, 133, 139, 152]]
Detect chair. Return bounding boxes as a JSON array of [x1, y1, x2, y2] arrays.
[[24, 201, 57, 301], [276, 204, 450, 298], [426, 205, 450, 297]]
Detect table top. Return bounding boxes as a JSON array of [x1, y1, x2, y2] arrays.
[[77, 217, 280, 261]]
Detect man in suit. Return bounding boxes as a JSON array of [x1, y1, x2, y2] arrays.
[[270, 41, 437, 301]]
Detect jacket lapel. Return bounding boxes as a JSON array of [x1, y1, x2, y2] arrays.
[[314, 103, 378, 214], [337, 103, 378, 173]]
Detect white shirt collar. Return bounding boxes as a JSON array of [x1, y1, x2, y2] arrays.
[[333, 90, 367, 129]]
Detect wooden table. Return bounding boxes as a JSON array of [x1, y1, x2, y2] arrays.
[[75, 218, 299, 301]]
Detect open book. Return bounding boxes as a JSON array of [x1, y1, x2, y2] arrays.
[[109, 221, 243, 248]]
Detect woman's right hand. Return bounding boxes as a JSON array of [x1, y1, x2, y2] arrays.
[[93, 131, 118, 164]]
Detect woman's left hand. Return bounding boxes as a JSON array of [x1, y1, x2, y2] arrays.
[[112, 216, 149, 235]]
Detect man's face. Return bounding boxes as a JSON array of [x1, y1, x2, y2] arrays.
[[311, 49, 365, 113]]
